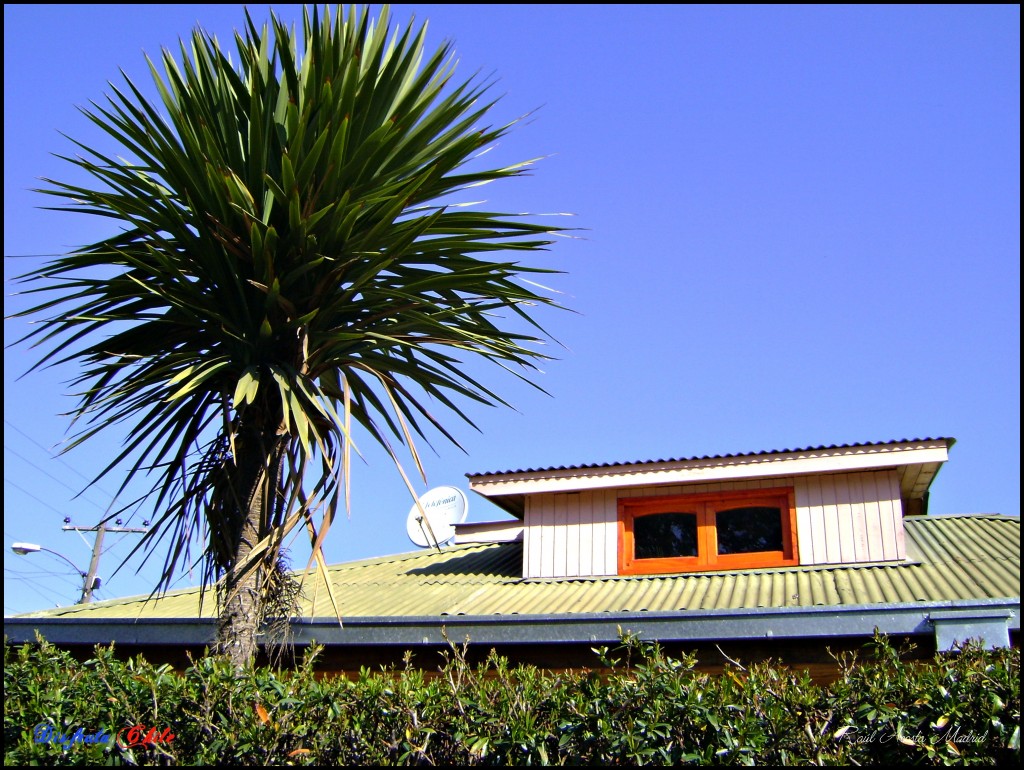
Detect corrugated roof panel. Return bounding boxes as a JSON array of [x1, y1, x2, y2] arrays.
[[783, 571, 801, 607], [732, 575, 753, 608], [667, 577, 692, 608], [917, 520, 963, 563], [765, 573, 783, 607], [896, 564, 931, 603], [922, 563, 961, 602], [641, 577, 674, 610], [735, 574, 760, 609], [468, 437, 954, 478], [958, 560, 1006, 600], [457, 585, 516, 616], [721, 574, 743, 610], [803, 570, 827, 606], [689, 575, 718, 611], [878, 568, 909, 605], [13, 514, 1018, 622], [909, 516, 1017, 565]]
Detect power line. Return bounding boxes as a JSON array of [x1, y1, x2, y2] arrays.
[[5, 568, 82, 591], [2, 571, 71, 607], [6, 516, 147, 608], [3, 418, 117, 497], [5, 566, 77, 579], [4, 443, 108, 512], [3, 478, 67, 516], [3, 420, 170, 533], [4, 564, 73, 574]]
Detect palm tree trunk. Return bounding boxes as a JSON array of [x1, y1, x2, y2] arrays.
[[215, 498, 264, 668], [215, 425, 286, 668]]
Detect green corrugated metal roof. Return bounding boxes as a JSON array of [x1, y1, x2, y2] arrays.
[[467, 437, 955, 477], [15, 514, 1019, 621]]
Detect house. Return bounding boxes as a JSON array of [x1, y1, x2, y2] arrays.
[[5, 437, 1019, 679]]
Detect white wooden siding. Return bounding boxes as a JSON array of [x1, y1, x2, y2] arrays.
[[522, 471, 905, 578], [792, 470, 904, 565]]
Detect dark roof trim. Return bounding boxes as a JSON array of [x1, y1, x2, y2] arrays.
[[466, 437, 955, 479], [6, 596, 1014, 649]]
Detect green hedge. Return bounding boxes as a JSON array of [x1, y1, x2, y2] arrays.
[[4, 633, 1019, 765]]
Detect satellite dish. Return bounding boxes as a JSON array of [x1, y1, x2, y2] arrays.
[[406, 486, 469, 548]]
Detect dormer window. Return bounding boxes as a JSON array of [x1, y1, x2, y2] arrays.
[[468, 438, 949, 578], [618, 488, 799, 575]]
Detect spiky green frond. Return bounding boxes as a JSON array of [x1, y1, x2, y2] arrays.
[[13, 5, 567, 597]]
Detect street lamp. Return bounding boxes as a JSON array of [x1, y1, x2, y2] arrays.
[[10, 542, 100, 604]]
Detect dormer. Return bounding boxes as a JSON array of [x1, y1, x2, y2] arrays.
[[462, 437, 953, 579]]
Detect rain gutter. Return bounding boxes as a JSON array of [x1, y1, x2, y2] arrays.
[[5, 597, 1017, 651]]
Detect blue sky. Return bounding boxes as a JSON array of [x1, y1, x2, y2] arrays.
[[3, 4, 1019, 615]]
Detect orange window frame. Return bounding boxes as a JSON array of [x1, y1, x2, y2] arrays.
[[618, 487, 799, 575]]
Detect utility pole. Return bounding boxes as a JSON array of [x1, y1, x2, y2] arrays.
[[63, 520, 148, 603]]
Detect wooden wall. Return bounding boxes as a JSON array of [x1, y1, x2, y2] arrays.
[[522, 471, 904, 578]]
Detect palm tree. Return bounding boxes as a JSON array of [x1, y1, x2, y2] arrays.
[[13, 5, 566, 667]]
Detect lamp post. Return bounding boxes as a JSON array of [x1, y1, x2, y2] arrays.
[[10, 542, 99, 604]]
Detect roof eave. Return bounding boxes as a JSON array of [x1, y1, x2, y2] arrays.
[[6, 596, 1016, 651], [468, 439, 953, 505]]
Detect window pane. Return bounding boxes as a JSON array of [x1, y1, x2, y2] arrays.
[[635, 512, 698, 559], [716, 506, 783, 554]]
